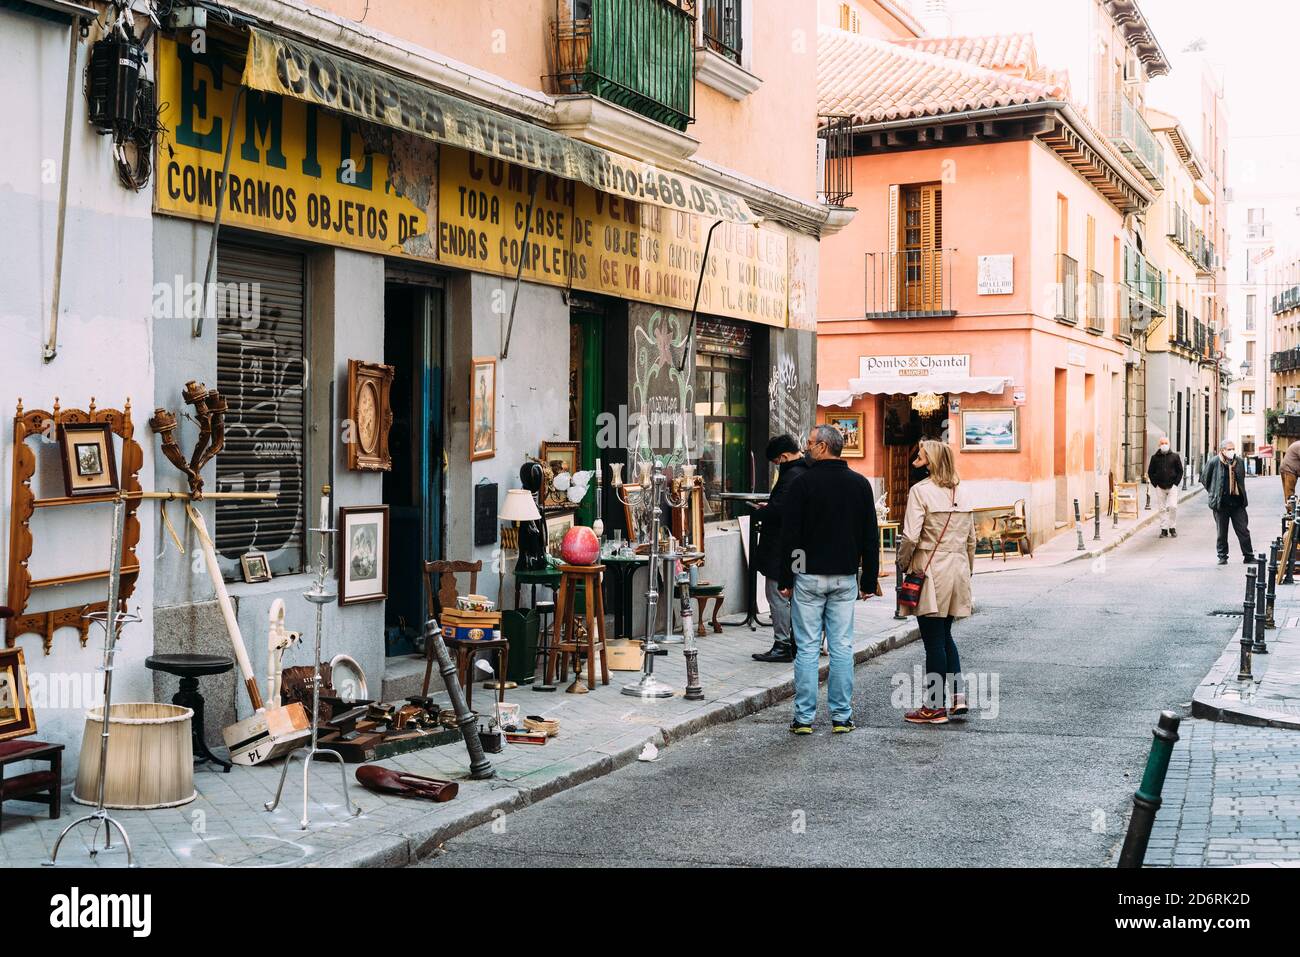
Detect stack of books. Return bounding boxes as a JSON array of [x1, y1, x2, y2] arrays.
[[440, 608, 502, 641]]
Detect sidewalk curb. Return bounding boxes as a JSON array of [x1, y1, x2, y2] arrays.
[[1192, 626, 1300, 731], [308, 619, 922, 867], [1063, 486, 1204, 565]]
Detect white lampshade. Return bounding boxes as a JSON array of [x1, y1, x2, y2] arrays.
[[500, 488, 542, 522]]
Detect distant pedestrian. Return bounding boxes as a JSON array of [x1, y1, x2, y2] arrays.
[[1281, 441, 1300, 504], [753, 434, 811, 663], [778, 424, 879, 735], [1146, 436, 1184, 538], [1201, 439, 1253, 566], [897, 440, 975, 726]]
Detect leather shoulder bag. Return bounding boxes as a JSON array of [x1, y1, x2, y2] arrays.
[[897, 489, 956, 614]]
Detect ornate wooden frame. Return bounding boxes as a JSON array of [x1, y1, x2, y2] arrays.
[[346, 359, 395, 472], [6, 399, 143, 654]]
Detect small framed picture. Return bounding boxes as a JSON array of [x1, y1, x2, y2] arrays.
[[0, 647, 37, 742], [471, 357, 496, 461], [540, 441, 581, 507], [545, 509, 576, 557], [57, 422, 119, 497], [961, 408, 1019, 451], [240, 550, 272, 584], [821, 412, 865, 458], [338, 506, 390, 605]]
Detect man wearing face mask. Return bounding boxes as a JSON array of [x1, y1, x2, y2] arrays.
[[1146, 436, 1184, 538], [1201, 439, 1253, 565], [752, 434, 812, 663]]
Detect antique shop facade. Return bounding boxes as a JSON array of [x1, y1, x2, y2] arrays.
[[4, 0, 837, 770]]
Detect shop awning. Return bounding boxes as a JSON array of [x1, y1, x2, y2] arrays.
[[818, 374, 1012, 408], [241, 28, 759, 224]]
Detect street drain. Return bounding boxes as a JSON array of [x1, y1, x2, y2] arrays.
[[1207, 609, 1244, 618]]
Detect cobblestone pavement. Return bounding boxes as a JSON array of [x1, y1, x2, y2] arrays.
[[1147, 719, 1300, 867]]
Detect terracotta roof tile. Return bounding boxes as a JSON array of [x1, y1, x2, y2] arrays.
[[818, 27, 1064, 125], [893, 33, 1038, 72]]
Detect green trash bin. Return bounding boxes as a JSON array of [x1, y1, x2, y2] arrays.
[[501, 608, 540, 685]]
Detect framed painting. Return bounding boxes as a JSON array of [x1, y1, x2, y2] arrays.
[[822, 412, 865, 458], [545, 509, 576, 557], [346, 359, 395, 471], [338, 506, 390, 605], [240, 550, 272, 584], [961, 408, 1019, 451], [57, 422, 119, 497], [540, 440, 581, 508], [0, 647, 36, 741], [471, 357, 496, 461]]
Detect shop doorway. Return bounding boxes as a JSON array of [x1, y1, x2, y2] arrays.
[[569, 307, 605, 528], [1054, 369, 1069, 526], [383, 283, 445, 654], [882, 394, 949, 521]]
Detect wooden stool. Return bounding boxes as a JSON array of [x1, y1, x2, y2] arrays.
[[690, 581, 725, 634], [547, 564, 609, 690], [0, 739, 64, 831]]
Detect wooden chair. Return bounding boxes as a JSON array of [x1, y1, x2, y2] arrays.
[[0, 740, 64, 831], [991, 500, 1031, 560], [421, 560, 509, 710]]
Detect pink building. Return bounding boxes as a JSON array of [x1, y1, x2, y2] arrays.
[[816, 28, 1156, 545]]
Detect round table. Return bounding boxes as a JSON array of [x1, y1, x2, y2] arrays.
[[145, 654, 236, 773], [601, 553, 649, 640]]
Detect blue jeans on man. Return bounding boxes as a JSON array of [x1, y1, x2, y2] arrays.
[[790, 573, 858, 725]]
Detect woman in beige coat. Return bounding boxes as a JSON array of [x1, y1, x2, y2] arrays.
[[896, 440, 976, 725]]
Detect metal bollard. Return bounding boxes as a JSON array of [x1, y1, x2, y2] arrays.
[[1094, 491, 1102, 541], [1113, 491, 1120, 529], [1074, 499, 1085, 551], [1267, 540, 1280, 630], [1254, 555, 1270, 655], [1239, 567, 1255, 681], [1145, 482, 1151, 511], [1117, 711, 1182, 869]]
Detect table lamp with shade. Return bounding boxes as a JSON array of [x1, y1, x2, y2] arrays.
[[501, 488, 546, 571]]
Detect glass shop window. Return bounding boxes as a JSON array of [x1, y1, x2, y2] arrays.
[[694, 327, 751, 522]]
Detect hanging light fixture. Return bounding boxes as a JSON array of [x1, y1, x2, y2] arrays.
[[911, 392, 944, 417]]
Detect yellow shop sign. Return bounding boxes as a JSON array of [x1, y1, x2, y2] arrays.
[[437, 147, 788, 327], [154, 36, 437, 258]]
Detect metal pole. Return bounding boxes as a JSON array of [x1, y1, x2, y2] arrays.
[[195, 86, 246, 339], [623, 468, 675, 698], [1254, 554, 1269, 655], [1239, 567, 1255, 681], [1267, 540, 1279, 630], [501, 171, 541, 360], [43, 20, 82, 362], [1093, 491, 1101, 541], [1074, 499, 1085, 551], [1117, 711, 1181, 868], [424, 618, 495, 779], [677, 219, 725, 375]]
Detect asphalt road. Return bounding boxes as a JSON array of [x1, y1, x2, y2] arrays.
[[421, 477, 1279, 868]]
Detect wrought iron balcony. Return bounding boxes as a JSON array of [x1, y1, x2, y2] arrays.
[[1124, 245, 1165, 317], [1274, 285, 1300, 315], [548, 0, 696, 132], [1086, 269, 1105, 334], [862, 249, 956, 318], [1054, 253, 1079, 325], [1115, 284, 1133, 341], [1100, 92, 1165, 188], [700, 0, 742, 64], [1273, 348, 1300, 374], [818, 114, 853, 207]]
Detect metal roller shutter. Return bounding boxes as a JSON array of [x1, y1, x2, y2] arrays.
[[214, 241, 308, 577]]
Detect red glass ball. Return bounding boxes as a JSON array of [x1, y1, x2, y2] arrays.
[[560, 526, 600, 565]]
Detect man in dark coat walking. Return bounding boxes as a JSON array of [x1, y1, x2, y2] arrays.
[[1146, 436, 1183, 538], [1201, 439, 1253, 565], [752, 434, 811, 662]]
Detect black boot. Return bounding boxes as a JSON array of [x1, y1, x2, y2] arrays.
[[753, 641, 794, 663]]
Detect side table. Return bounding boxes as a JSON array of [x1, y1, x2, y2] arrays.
[[146, 654, 236, 773]]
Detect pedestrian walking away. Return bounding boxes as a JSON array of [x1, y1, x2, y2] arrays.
[[752, 434, 811, 663], [1147, 436, 1183, 538], [1281, 440, 1300, 503], [1201, 439, 1253, 565], [778, 424, 879, 735], [896, 440, 976, 726]]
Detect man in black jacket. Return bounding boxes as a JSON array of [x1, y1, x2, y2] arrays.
[[1202, 439, 1253, 565], [778, 424, 879, 735], [752, 435, 811, 663], [1146, 436, 1184, 538]]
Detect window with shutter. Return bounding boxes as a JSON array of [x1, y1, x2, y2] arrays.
[[896, 184, 942, 311], [214, 241, 309, 579]]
